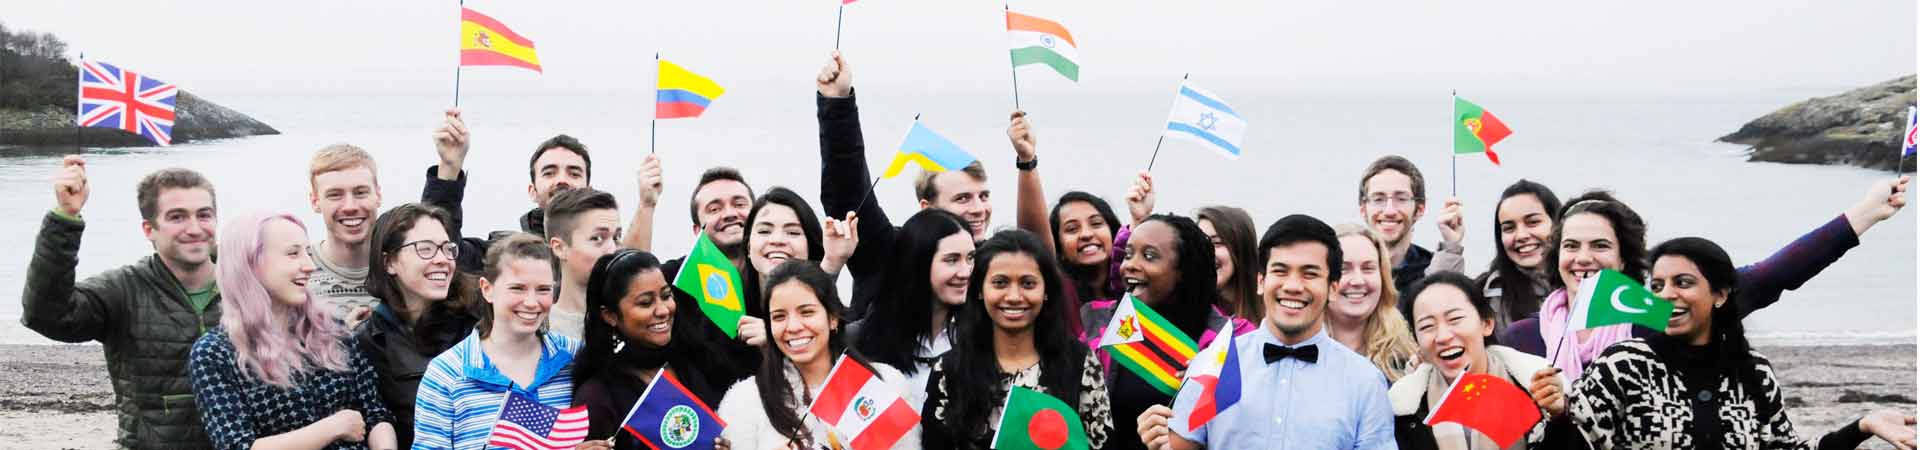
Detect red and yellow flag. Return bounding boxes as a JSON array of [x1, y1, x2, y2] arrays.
[[460, 7, 541, 73]]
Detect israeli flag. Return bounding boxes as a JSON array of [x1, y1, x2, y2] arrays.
[[1165, 80, 1247, 159]]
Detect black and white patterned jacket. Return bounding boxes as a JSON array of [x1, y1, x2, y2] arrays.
[[1568, 339, 1870, 450]]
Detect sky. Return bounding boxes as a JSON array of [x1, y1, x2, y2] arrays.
[[3, 0, 1913, 100]]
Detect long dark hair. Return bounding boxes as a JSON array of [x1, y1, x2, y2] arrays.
[[754, 261, 869, 448], [940, 230, 1087, 435], [1136, 214, 1217, 339], [1049, 191, 1121, 300], [1485, 180, 1562, 323], [1195, 205, 1261, 323], [1647, 237, 1768, 416], [853, 209, 971, 376], [741, 187, 826, 316], [365, 203, 476, 348], [576, 248, 665, 384], [1544, 190, 1649, 290]]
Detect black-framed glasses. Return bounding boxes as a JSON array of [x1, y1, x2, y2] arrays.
[[398, 240, 459, 260]]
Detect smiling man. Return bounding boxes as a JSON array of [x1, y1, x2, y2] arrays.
[[1357, 155, 1464, 295], [307, 144, 384, 320]]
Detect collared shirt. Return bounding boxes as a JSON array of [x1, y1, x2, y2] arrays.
[[412, 331, 579, 450], [1172, 326, 1395, 450]]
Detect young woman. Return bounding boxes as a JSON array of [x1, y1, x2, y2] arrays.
[[1474, 180, 1561, 334], [1081, 214, 1234, 450], [847, 208, 973, 405], [1195, 205, 1263, 324], [718, 261, 918, 449], [413, 233, 579, 450], [1390, 272, 1573, 450], [1048, 191, 1122, 304], [1568, 237, 1914, 450], [189, 212, 397, 450], [923, 230, 1111, 450], [574, 248, 738, 449], [732, 187, 856, 344], [1330, 223, 1418, 382], [355, 203, 481, 449]]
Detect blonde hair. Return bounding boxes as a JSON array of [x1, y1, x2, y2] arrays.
[[308, 143, 378, 188], [1332, 223, 1417, 382]]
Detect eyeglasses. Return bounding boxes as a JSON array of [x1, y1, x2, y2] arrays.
[[1365, 194, 1418, 209], [398, 240, 459, 260]]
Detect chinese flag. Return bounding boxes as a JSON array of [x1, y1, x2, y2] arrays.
[[1423, 373, 1542, 448]]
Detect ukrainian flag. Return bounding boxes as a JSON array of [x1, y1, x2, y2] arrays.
[[459, 7, 541, 72], [882, 121, 977, 179], [657, 59, 725, 119]]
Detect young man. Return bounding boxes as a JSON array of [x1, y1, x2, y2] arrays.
[[1139, 214, 1396, 450], [540, 187, 622, 341], [21, 159, 222, 449], [424, 109, 652, 273], [1357, 155, 1464, 294], [814, 51, 995, 318], [307, 144, 383, 320]]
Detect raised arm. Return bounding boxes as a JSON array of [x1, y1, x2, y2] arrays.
[[21, 156, 122, 343], [1734, 176, 1909, 317], [425, 108, 488, 273], [1427, 196, 1467, 276], [1009, 111, 1052, 251], [621, 154, 663, 251], [815, 51, 897, 317]]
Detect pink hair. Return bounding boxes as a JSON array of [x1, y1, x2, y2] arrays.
[[216, 212, 349, 388]]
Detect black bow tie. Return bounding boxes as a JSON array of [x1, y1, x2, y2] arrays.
[[1263, 343, 1318, 364]]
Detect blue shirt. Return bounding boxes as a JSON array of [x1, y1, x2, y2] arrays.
[[1171, 326, 1395, 450], [412, 331, 579, 450]]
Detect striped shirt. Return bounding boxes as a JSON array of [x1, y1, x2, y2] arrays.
[[412, 331, 579, 450]]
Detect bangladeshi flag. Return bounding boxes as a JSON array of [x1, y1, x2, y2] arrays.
[[991, 387, 1087, 450], [1454, 96, 1512, 165], [1424, 372, 1542, 449]]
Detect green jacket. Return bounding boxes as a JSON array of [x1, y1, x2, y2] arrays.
[[21, 211, 221, 449]]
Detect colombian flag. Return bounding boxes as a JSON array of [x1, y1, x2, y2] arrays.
[[459, 7, 541, 72], [657, 59, 725, 119], [1096, 295, 1198, 395]]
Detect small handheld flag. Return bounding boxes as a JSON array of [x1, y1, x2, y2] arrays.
[[1006, 10, 1080, 83], [807, 355, 921, 450], [1567, 269, 1674, 332], [1423, 372, 1543, 449], [1096, 295, 1199, 395], [1901, 105, 1915, 158], [622, 368, 726, 450], [657, 59, 726, 119], [488, 391, 590, 450], [460, 7, 542, 72], [882, 121, 977, 179], [77, 59, 178, 146], [1163, 78, 1247, 161], [1177, 322, 1241, 432], [991, 386, 1089, 450], [671, 232, 747, 338], [1453, 96, 1512, 165]]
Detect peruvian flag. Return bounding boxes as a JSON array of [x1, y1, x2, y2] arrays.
[[807, 355, 920, 450]]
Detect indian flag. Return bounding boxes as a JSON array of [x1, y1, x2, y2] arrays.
[[1006, 10, 1079, 82]]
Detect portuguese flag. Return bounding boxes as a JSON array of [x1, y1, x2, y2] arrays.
[[991, 387, 1088, 450], [1453, 96, 1512, 165]]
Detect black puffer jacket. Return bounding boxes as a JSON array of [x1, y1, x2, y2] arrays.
[[352, 301, 478, 448], [21, 211, 222, 449]]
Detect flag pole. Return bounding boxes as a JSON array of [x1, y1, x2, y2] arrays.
[[1450, 89, 1458, 197], [74, 52, 83, 152], [651, 52, 659, 154], [834, 4, 845, 50], [1005, 4, 1022, 111], [852, 113, 917, 214], [1146, 73, 1189, 172], [454, 0, 463, 108]]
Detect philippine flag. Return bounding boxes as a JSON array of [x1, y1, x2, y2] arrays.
[[807, 355, 920, 450], [1178, 322, 1242, 432]]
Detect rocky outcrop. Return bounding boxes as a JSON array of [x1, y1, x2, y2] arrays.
[[0, 90, 278, 147], [1719, 75, 1916, 172]]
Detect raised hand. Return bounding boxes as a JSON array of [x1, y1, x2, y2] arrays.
[[433, 108, 470, 179], [1125, 171, 1156, 226], [1436, 196, 1465, 247], [1008, 111, 1037, 162], [1527, 367, 1566, 418], [816, 51, 852, 98], [53, 155, 89, 217], [1845, 175, 1911, 235], [637, 154, 664, 209], [1136, 404, 1174, 450], [822, 212, 860, 276]]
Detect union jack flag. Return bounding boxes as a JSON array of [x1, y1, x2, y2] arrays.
[[77, 59, 178, 146]]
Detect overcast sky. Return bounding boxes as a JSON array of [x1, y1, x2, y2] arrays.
[[5, 0, 1913, 99]]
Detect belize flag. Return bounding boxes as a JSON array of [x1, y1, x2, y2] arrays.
[[622, 368, 725, 450]]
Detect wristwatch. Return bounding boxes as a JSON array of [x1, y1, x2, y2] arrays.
[[1016, 157, 1039, 171]]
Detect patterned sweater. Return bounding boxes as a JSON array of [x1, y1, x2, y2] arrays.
[[1568, 338, 1870, 450], [188, 328, 393, 450]]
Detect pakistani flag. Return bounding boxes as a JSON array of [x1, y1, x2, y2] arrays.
[[991, 387, 1088, 450], [1567, 269, 1674, 331], [672, 231, 747, 338]]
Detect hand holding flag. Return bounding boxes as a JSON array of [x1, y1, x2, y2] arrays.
[[1177, 322, 1241, 432]]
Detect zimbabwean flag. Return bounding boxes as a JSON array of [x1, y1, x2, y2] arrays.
[[1095, 295, 1198, 395], [1454, 96, 1512, 165]]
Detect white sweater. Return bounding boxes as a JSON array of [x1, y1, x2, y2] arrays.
[[717, 361, 924, 450]]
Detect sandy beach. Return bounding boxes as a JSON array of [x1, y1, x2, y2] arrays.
[[0, 343, 1911, 449]]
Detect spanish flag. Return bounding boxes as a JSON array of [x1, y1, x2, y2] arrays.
[[657, 59, 725, 119], [460, 7, 541, 73]]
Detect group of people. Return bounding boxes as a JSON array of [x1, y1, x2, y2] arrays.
[[21, 50, 1920, 450]]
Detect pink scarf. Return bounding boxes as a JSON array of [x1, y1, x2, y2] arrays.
[[1538, 288, 1633, 380]]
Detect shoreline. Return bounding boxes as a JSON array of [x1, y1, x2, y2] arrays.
[[0, 343, 1912, 449]]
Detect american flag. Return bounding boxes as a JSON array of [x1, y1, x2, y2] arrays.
[[76, 59, 178, 146], [488, 391, 590, 450]]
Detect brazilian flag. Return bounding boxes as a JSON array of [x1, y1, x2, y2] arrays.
[[672, 231, 746, 338]]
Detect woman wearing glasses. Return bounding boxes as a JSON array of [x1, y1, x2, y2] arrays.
[[352, 204, 481, 448]]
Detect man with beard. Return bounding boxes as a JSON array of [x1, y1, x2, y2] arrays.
[[306, 144, 383, 322], [22, 160, 224, 449], [1139, 214, 1395, 450], [1357, 155, 1464, 294], [423, 108, 656, 273]]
